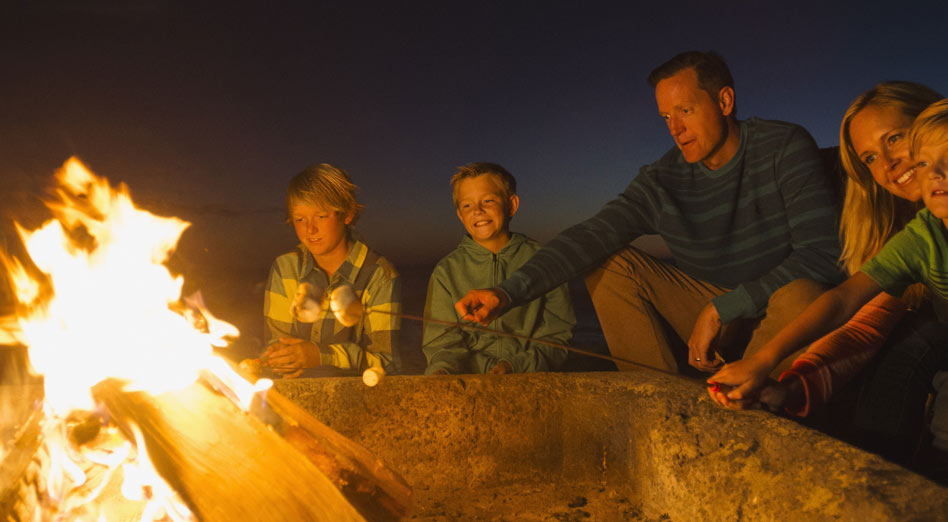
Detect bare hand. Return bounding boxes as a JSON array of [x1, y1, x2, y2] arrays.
[[455, 288, 509, 325], [707, 377, 794, 412], [262, 337, 320, 379], [707, 354, 777, 408], [489, 361, 513, 374], [688, 302, 724, 372]]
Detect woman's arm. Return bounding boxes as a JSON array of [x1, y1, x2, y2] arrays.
[[709, 272, 883, 406], [778, 291, 907, 416]]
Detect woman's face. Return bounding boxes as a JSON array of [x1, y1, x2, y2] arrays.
[[848, 104, 920, 202]]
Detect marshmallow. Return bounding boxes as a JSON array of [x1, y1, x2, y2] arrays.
[[362, 366, 386, 387], [330, 284, 363, 327], [291, 282, 323, 323]]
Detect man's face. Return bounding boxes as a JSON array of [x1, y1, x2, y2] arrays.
[[916, 141, 948, 223], [655, 68, 731, 167]]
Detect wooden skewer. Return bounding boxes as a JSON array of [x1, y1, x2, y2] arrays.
[[382, 309, 638, 367]]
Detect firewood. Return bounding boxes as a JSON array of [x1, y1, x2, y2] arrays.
[[91, 378, 367, 522], [260, 387, 412, 521]]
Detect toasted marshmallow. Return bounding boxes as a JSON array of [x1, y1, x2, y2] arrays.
[[330, 284, 363, 327], [291, 282, 323, 323], [362, 366, 386, 387]]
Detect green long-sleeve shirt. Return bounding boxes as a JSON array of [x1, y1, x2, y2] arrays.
[[423, 233, 576, 374], [497, 118, 845, 324]]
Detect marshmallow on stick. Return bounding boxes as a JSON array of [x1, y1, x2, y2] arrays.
[[330, 284, 363, 327], [362, 366, 385, 387], [291, 282, 323, 323]]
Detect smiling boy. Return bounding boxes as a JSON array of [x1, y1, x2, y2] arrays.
[[423, 162, 575, 375], [263, 164, 400, 378]]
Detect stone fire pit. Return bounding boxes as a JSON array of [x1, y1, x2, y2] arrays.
[[276, 369, 948, 521]]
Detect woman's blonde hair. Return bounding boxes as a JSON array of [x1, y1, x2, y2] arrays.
[[838, 82, 942, 274], [286, 163, 365, 224]]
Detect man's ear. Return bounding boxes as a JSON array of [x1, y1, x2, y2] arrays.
[[507, 194, 520, 218], [718, 86, 735, 117]]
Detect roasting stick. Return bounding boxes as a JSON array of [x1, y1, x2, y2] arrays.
[[375, 309, 642, 368], [262, 283, 673, 379]]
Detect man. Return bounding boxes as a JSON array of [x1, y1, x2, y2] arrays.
[[455, 51, 843, 376]]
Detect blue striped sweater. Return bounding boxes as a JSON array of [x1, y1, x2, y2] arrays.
[[498, 118, 845, 323]]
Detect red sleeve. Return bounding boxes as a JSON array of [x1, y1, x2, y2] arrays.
[[779, 292, 907, 417]]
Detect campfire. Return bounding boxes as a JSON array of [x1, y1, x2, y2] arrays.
[[0, 158, 410, 521]]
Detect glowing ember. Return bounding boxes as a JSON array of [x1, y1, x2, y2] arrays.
[[0, 157, 260, 520]]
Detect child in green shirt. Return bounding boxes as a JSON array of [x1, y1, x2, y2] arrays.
[[423, 162, 575, 375]]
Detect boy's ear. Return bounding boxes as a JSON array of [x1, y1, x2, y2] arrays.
[[343, 210, 355, 226], [507, 194, 520, 218]]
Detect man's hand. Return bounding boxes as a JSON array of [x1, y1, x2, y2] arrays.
[[687, 302, 724, 372], [455, 288, 510, 325], [262, 337, 321, 379]]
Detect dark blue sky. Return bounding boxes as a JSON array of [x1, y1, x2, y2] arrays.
[[1, 1, 947, 335]]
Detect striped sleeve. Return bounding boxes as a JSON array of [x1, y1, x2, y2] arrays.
[[498, 169, 660, 305]]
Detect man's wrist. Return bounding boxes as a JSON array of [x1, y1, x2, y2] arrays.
[[492, 287, 511, 310]]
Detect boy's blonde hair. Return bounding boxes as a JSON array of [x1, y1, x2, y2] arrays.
[[910, 98, 948, 156], [450, 162, 517, 208], [838, 82, 942, 274], [286, 163, 365, 224]]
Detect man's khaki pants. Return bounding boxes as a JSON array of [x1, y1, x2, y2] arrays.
[[584, 247, 829, 376]]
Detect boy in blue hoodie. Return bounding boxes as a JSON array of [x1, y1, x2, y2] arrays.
[[423, 162, 575, 375]]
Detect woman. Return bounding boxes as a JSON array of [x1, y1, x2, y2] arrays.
[[709, 82, 945, 467]]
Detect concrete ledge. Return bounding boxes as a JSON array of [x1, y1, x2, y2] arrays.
[[275, 370, 948, 521]]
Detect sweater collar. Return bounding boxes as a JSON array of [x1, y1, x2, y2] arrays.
[[697, 120, 747, 178]]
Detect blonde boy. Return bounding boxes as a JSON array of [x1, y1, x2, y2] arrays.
[[423, 162, 575, 375], [263, 164, 400, 378]]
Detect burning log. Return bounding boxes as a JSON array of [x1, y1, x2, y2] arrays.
[[257, 386, 412, 521], [91, 378, 368, 522]]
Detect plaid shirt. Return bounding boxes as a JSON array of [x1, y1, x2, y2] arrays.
[[264, 239, 401, 372]]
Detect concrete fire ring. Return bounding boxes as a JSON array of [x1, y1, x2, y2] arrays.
[[275, 370, 948, 521]]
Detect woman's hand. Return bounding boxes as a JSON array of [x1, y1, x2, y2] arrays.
[[262, 337, 321, 379], [707, 354, 779, 409]]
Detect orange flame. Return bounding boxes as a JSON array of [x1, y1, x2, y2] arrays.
[[1, 158, 257, 520]]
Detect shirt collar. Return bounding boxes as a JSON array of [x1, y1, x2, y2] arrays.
[[297, 238, 369, 286]]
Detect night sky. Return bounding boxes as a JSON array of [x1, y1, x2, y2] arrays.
[[2, 1, 947, 352]]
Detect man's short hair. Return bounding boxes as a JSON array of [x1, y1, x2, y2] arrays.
[[910, 98, 948, 157], [450, 162, 517, 207], [647, 51, 737, 117], [286, 163, 364, 223]]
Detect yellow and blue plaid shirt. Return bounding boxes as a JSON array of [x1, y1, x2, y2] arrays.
[[264, 239, 401, 373]]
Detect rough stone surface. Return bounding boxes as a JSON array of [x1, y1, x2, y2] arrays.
[[275, 370, 948, 521]]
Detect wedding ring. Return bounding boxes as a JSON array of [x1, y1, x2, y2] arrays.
[[694, 358, 701, 362]]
